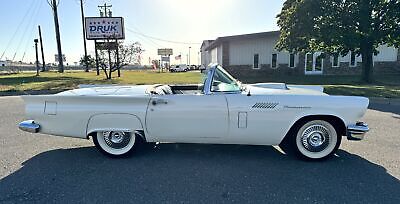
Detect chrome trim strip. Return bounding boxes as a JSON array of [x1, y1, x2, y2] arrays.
[[19, 120, 40, 133], [347, 122, 369, 141]]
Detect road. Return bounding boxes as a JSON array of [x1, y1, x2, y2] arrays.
[[0, 96, 399, 203]]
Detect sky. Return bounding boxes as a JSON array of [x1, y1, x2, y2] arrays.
[[0, 0, 285, 65]]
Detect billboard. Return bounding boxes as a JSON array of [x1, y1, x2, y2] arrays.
[[158, 48, 173, 56], [85, 17, 125, 40]]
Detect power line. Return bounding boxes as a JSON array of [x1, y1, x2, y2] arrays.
[[125, 27, 164, 48], [12, 0, 43, 61], [0, 0, 37, 60], [126, 28, 201, 45]]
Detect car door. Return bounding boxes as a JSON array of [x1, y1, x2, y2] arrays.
[[145, 94, 228, 143], [224, 93, 288, 145]]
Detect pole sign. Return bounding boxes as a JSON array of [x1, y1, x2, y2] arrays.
[[55, 54, 66, 62], [95, 41, 118, 50], [85, 17, 125, 40], [161, 56, 170, 62], [158, 48, 173, 56]]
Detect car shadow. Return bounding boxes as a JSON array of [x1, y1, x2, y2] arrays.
[[0, 143, 399, 203], [369, 102, 400, 115]]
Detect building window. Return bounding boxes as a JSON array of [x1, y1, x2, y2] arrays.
[[332, 54, 339, 67], [271, 53, 278, 68], [305, 53, 313, 72], [253, 54, 259, 69], [350, 52, 356, 67], [315, 53, 324, 71], [289, 53, 295, 68]]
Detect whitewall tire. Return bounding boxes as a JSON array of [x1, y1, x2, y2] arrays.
[[292, 120, 341, 160], [93, 131, 136, 157]]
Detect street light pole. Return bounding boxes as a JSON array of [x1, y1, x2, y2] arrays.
[[188, 46, 191, 66], [34, 39, 39, 76]]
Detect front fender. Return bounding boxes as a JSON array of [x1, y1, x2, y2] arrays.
[[278, 109, 347, 144], [86, 113, 144, 136]]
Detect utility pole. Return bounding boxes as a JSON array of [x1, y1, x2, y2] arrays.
[[98, 3, 112, 17], [97, 3, 114, 79], [48, 0, 64, 73], [80, 0, 89, 72], [38, 25, 46, 72], [34, 39, 39, 76]]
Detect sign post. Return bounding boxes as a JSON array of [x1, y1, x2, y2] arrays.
[[158, 48, 173, 72], [85, 16, 125, 78]]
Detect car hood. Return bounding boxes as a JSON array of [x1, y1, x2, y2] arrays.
[[56, 85, 152, 96]]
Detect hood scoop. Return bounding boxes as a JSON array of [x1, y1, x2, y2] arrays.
[[250, 83, 289, 90], [252, 102, 278, 109]]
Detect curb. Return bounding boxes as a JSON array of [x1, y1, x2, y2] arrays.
[[369, 97, 400, 106]]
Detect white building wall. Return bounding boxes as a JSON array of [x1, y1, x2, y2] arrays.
[[210, 45, 223, 65], [335, 45, 397, 64], [217, 45, 223, 64], [201, 51, 211, 67], [228, 36, 298, 67], [206, 32, 398, 72], [210, 48, 217, 64], [374, 45, 398, 62]]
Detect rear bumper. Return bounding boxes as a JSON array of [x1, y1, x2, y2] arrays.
[[347, 122, 369, 141], [19, 120, 40, 133]]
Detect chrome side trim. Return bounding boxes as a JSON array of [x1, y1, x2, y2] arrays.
[[347, 122, 369, 141], [19, 120, 40, 133]]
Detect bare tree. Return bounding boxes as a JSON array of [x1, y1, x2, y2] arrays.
[[98, 41, 144, 79]]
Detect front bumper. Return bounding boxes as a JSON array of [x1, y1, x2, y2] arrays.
[[19, 120, 40, 133], [347, 122, 369, 141]]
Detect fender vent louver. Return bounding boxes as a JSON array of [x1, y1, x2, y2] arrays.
[[252, 102, 278, 109]]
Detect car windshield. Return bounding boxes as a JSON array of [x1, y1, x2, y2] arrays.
[[199, 66, 239, 92]]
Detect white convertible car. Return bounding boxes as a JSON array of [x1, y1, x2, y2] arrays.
[[19, 64, 369, 160]]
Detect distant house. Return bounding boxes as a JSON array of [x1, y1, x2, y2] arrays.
[[201, 31, 400, 79]]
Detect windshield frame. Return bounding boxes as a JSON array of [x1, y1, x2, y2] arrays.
[[202, 64, 242, 95]]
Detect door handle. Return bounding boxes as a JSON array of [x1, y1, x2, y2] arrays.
[[152, 99, 168, 105]]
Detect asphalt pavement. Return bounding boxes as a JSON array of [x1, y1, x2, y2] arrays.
[[0, 96, 399, 203]]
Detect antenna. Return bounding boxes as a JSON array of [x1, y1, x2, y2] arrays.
[[247, 89, 251, 96]]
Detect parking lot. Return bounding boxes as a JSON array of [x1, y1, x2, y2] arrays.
[[0, 96, 399, 203]]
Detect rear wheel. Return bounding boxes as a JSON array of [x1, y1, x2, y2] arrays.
[[93, 131, 137, 157], [281, 120, 341, 160]]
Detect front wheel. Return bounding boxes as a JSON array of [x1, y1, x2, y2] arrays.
[[282, 120, 341, 160], [93, 131, 137, 157]]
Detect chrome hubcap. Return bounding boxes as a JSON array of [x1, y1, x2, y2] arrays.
[[301, 125, 330, 152], [103, 131, 131, 149]]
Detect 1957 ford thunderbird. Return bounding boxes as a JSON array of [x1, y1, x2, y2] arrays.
[[18, 64, 369, 160]]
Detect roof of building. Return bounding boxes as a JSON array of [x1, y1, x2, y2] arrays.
[[205, 30, 280, 51], [200, 40, 214, 50]]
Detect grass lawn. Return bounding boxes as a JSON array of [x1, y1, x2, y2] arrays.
[[0, 70, 202, 94], [240, 74, 400, 98], [0, 70, 399, 98]]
